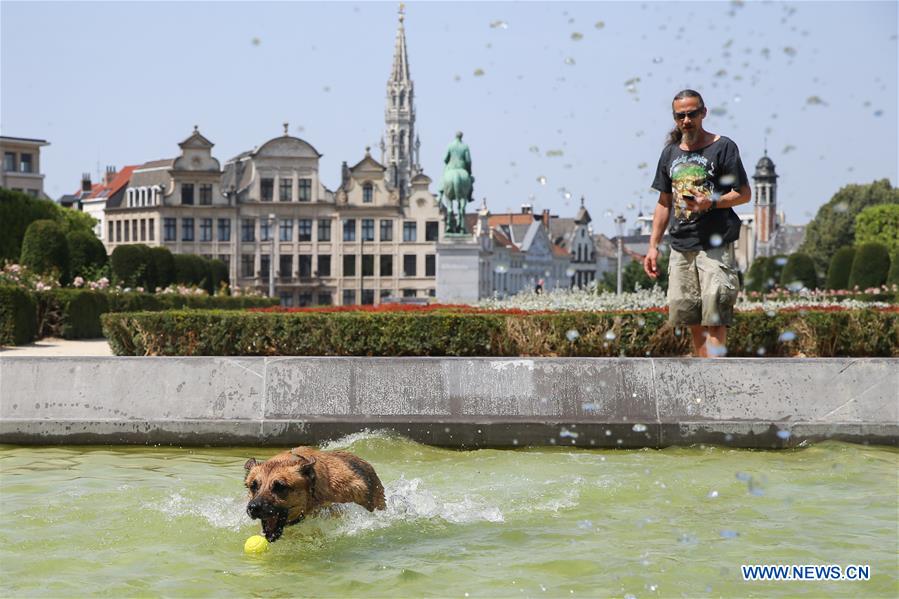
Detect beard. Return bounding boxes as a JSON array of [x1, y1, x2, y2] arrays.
[[681, 127, 701, 144]]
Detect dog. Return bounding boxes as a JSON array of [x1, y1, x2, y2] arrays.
[[244, 446, 386, 542]]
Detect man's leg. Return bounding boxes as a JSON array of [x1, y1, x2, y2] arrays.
[[705, 325, 727, 357], [689, 325, 708, 357]]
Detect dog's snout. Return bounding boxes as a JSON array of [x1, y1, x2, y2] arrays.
[[247, 499, 276, 520]]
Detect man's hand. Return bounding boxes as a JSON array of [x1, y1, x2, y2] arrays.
[[682, 191, 713, 213], [643, 247, 660, 279]]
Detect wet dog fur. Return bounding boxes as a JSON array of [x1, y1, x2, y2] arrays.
[[244, 447, 386, 542]]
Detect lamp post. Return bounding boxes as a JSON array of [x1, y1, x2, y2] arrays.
[[268, 213, 276, 300], [615, 214, 626, 295]]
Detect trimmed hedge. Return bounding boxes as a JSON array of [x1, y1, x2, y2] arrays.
[[67, 229, 108, 279], [825, 246, 856, 290], [849, 242, 891, 289], [149, 246, 175, 289], [111, 244, 151, 288], [779, 253, 817, 290], [20, 219, 70, 283], [744, 256, 769, 292], [101, 308, 899, 357], [38, 289, 109, 339], [0, 285, 37, 345]]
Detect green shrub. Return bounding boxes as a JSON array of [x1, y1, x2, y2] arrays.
[[762, 255, 788, 290], [67, 230, 108, 279], [779, 253, 818, 291], [210, 259, 229, 293], [0, 188, 94, 262], [100, 308, 899, 357], [825, 246, 856, 290], [848, 242, 891, 289], [173, 253, 210, 288], [0, 285, 37, 345], [854, 203, 899, 253], [37, 289, 109, 339], [149, 247, 175, 290], [111, 244, 152, 287], [20, 219, 70, 283], [888, 250, 899, 286], [744, 256, 768, 292]]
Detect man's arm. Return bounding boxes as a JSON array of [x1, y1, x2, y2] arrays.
[[683, 183, 751, 213], [643, 192, 672, 278]]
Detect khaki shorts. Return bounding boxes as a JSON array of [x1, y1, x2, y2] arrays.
[[667, 243, 740, 326]]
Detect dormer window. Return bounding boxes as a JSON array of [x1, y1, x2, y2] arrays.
[[363, 182, 373, 203]]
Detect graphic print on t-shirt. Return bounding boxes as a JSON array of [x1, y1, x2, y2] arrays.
[[670, 153, 715, 223]]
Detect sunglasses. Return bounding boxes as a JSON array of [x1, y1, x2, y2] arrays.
[[673, 108, 704, 121]]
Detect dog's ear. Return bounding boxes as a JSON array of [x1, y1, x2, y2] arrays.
[[244, 457, 258, 472], [297, 456, 316, 478]]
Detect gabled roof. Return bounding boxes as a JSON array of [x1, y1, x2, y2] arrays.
[[350, 149, 387, 173], [75, 165, 138, 202], [135, 158, 175, 170], [179, 126, 214, 149]]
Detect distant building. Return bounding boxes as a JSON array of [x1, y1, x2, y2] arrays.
[[547, 197, 601, 289], [1, 135, 50, 198], [63, 166, 137, 241], [750, 151, 806, 258]]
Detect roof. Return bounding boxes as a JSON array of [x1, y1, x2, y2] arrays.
[[135, 158, 175, 170], [754, 152, 778, 178], [0, 135, 49, 146], [75, 165, 138, 202]]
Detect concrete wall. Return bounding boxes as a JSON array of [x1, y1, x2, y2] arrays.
[[1, 357, 896, 448]]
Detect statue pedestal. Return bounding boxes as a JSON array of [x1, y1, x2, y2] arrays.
[[436, 235, 482, 303]]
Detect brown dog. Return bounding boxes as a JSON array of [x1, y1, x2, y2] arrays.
[[244, 446, 386, 542]]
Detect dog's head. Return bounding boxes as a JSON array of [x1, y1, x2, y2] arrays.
[[243, 453, 317, 542]]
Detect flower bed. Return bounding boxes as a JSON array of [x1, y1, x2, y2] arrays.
[[101, 306, 899, 357]]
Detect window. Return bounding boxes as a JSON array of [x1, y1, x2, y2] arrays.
[[298, 178, 312, 202], [164, 218, 176, 241], [380, 255, 393, 277], [403, 254, 417, 277], [317, 219, 331, 241], [19, 153, 33, 173], [362, 219, 375, 241], [279, 255, 293, 279], [343, 219, 356, 241], [279, 219, 293, 242], [132, 220, 138, 242], [425, 254, 436, 277], [181, 183, 194, 205], [317, 292, 333, 306], [362, 255, 374, 277], [402, 288, 416, 298], [403, 221, 417, 242], [343, 255, 356, 277], [342, 290, 356, 306], [260, 219, 272, 241], [425, 221, 439, 242], [260, 178, 274, 202], [241, 255, 254, 278], [116, 221, 123, 242], [380, 289, 392, 301], [260, 255, 270, 282], [428, 289, 436, 297], [123, 220, 130, 242], [218, 218, 231, 242], [362, 182, 373, 203], [108, 221, 113, 242], [182, 218, 195, 241], [298, 219, 312, 242], [317, 255, 331, 277], [361, 289, 375, 305], [298, 293, 312, 307], [3, 152, 14, 171], [380, 219, 393, 241], [279, 178, 292, 202], [298, 255, 312, 278], [149, 218, 155, 241], [200, 218, 213, 241], [241, 218, 255, 242], [280, 292, 294, 307], [199, 184, 213, 205], [140, 219, 146, 241]]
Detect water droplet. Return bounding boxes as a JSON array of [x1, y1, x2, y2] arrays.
[[719, 174, 737, 187], [594, 20, 605, 29], [756, 346, 767, 356], [494, 264, 508, 274], [833, 201, 849, 213], [560, 427, 579, 439], [776, 429, 791, 440], [806, 95, 826, 106], [251, 37, 261, 46], [873, 109, 884, 117], [720, 529, 739, 539], [604, 330, 616, 341], [546, 149, 564, 157], [565, 267, 576, 278], [537, 175, 547, 185], [605, 429, 612, 436], [570, 32, 583, 41], [783, 144, 796, 154], [453, 74, 461, 82], [473, 68, 485, 77], [637, 162, 648, 170], [709, 233, 723, 247], [783, 46, 797, 56], [774, 256, 788, 266], [564, 57, 576, 65], [566, 329, 580, 342], [785, 280, 804, 292], [636, 317, 646, 327], [632, 423, 647, 432], [577, 519, 593, 529], [707, 490, 719, 498], [736, 472, 751, 481], [733, 95, 742, 103], [489, 20, 508, 29], [710, 106, 728, 117]]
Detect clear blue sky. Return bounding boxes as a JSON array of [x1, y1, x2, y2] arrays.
[[2, 0, 896, 237]]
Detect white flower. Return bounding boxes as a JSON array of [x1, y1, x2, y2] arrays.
[[73, 276, 84, 287]]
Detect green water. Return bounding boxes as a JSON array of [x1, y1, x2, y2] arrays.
[[1, 435, 896, 598]]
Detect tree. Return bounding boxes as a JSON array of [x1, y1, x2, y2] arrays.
[[599, 253, 669, 293], [67, 230, 108, 279], [763, 255, 788, 290], [0, 188, 96, 262], [20, 219, 70, 283], [825, 246, 855, 290], [888, 250, 899, 286], [780, 253, 818, 290], [848, 242, 890, 289], [148, 247, 175, 290], [798, 179, 899, 274], [854, 203, 899, 254], [209, 259, 229, 294], [111, 244, 149, 288], [744, 256, 769, 292]]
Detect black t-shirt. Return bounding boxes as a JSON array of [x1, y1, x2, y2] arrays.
[[651, 136, 748, 252]]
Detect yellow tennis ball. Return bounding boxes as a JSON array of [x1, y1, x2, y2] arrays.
[[244, 534, 269, 554]]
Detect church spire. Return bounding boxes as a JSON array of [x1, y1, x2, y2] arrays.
[[383, 3, 416, 199], [391, 4, 410, 83]]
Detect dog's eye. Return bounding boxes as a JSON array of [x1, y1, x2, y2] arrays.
[[272, 481, 289, 494], [248, 480, 259, 493]]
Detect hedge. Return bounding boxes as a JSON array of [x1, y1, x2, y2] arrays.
[[779, 253, 817, 291], [848, 242, 891, 289], [67, 229, 108, 280], [20, 219, 70, 284], [38, 289, 109, 339], [825, 246, 855, 290], [0, 285, 37, 345], [101, 308, 899, 357]]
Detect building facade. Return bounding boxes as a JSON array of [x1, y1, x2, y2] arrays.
[[1, 136, 50, 198]]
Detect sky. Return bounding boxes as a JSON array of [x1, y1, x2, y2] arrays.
[[2, 0, 896, 238]]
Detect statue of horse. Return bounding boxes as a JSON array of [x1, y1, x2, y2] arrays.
[[438, 132, 474, 235]]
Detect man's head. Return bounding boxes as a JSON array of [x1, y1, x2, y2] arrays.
[[672, 89, 707, 141]]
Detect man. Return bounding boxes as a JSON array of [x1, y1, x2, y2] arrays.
[[644, 89, 751, 357]]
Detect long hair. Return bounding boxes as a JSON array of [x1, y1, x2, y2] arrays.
[[665, 89, 705, 146]]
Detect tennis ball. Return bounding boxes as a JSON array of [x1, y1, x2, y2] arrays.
[[244, 534, 269, 554]]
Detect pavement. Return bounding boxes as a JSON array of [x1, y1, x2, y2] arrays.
[[0, 338, 114, 356]]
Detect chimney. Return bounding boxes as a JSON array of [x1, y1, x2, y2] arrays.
[[520, 203, 532, 214], [104, 165, 117, 186], [542, 209, 550, 227], [341, 161, 350, 188], [81, 173, 92, 193]]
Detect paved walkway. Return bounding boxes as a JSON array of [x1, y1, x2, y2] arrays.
[[0, 338, 113, 357]]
